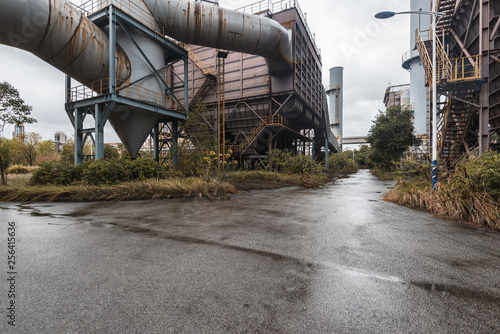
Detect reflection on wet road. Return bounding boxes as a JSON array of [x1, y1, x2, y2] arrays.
[[1, 170, 499, 333]]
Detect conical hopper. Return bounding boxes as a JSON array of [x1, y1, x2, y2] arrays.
[[108, 106, 161, 158]]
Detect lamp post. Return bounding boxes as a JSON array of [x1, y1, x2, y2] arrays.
[[375, 4, 444, 190]]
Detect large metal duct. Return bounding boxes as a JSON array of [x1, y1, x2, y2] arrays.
[[142, 0, 293, 74], [0, 0, 131, 85]]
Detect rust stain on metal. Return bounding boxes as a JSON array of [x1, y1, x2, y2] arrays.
[[193, 2, 202, 43], [41, 0, 130, 84], [217, 7, 225, 44]]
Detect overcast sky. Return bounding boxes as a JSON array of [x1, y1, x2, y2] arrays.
[[0, 0, 412, 143]]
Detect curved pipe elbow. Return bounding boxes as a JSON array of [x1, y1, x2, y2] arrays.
[[0, 0, 131, 84], [143, 0, 293, 73]]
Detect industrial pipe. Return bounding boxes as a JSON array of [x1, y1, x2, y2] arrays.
[[0, 0, 131, 85], [142, 0, 293, 73]]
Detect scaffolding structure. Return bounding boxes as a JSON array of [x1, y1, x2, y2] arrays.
[[65, 2, 189, 164], [415, 0, 500, 169]]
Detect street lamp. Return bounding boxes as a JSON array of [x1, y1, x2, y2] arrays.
[[375, 4, 444, 190]]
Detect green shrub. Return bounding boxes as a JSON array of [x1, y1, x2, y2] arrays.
[[327, 153, 358, 176], [79, 159, 132, 185], [268, 150, 323, 175], [31, 162, 76, 185], [453, 152, 500, 201], [6, 166, 31, 174], [31, 158, 171, 186], [128, 158, 170, 180]]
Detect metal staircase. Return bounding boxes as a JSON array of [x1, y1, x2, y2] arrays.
[[230, 115, 305, 156], [435, 0, 456, 32], [183, 44, 217, 108], [416, 24, 482, 168], [437, 97, 475, 168], [189, 74, 216, 109]]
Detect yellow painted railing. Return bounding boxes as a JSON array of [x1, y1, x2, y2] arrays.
[[438, 55, 482, 83], [69, 78, 186, 113], [181, 44, 216, 76], [416, 28, 482, 86], [416, 29, 434, 85], [229, 114, 302, 155]]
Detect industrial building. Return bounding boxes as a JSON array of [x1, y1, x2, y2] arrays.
[[383, 84, 411, 109], [402, 0, 499, 168], [165, 0, 340, 166], [0, 0, 339, 166]]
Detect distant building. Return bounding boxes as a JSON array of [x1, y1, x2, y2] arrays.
[[54, 131, 67, 151], [106, 142, 120, 149], [383, 84, 411, 109], [12, 123, 25, 140]]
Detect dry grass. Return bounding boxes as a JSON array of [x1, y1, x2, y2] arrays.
[[3, 174, 32, 187], [385, 180, 500, 231], [224, 170, 331, 189], [0, 178, 237, 202]]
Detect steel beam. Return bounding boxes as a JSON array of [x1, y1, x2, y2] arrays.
[[479, 0, 490, 153], [74, 108, 84, 164], [172, 121, 179, 167]]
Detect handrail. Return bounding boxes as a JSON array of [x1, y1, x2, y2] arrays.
[[402, 49, 420, 64], [416, 28, 434, 86], [416, 28, 482, 86], [68, 78, 186, 113], [182, 44, 216, 76], [229, 114, 303, 155], [77, 0, 161, 34]]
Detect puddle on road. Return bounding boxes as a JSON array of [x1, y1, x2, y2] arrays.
[[30, 211, 55, 217], [410, 282, 500, 303]]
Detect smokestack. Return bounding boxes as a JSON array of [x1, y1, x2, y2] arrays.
[[326, 66, 343, 141]]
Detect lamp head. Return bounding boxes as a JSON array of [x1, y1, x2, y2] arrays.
[[375, 11, 396, 19]]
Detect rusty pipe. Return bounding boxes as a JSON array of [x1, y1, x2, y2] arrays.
[[142, 0, 293, 73], [0, 0, 131, 85]]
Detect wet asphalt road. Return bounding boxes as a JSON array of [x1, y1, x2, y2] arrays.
[[1, 169, 499, 333]]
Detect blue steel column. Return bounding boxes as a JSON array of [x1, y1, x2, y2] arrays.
[[74, 108, 84, 164], [172, 121, 179, 167], [94, 104, 104, 160], [325, 136, 329, 169], [153, 124, 159, 162], [109, 7, 117, 95]]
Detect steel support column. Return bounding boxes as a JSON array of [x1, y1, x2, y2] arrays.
[[153, 125, 160, 162], [325, 136, 329, 169], [94, 104, 104, 160], [184, 56, 190, 117], [172, 121, 179, 167], [74, 108, 84, 164], [109, 7, 117, 95], [479, 0, 490, 153]]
